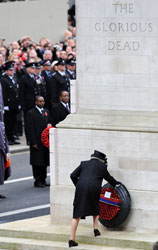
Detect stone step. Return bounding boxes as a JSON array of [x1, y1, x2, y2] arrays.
[[0, 216, 155, 250], [0, 237, 144, 250]]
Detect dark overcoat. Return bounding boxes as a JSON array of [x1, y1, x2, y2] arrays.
[[26, 107, 51, 166], [51, 102, 70, 126], [70, 158, 120, 218], [50, 72, 70, 104], [18, 73, 37, 111], [1, 74, 19, 109]]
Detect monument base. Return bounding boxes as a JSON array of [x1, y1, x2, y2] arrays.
[[50, 110, 158, 230]]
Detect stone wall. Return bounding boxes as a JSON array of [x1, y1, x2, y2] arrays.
[[50, 0, 158, 231], [0, 0, 67, 43], [76, 0, 158, 112]]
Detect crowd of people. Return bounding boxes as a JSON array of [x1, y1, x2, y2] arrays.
[[0, 5, 76, 146], [0, 4, 76, 189]]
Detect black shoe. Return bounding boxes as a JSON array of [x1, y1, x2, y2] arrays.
[[13, 135, 20, 140], [42, 181, 50, 187], [68, 240, 78, 247], [13, 140, 21, 145], [0, 195, 6, 199], [94, 229, 101, 237], [34, 182, 45, 188], [8, 141, 14, 145]]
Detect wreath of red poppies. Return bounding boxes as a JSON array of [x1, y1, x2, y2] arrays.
[[41, 126, 54, 147], [99, 187, 121, 221]]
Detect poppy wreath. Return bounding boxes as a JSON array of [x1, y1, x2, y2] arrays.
[[99, 187, 121, 221], [99, 183, 131, 228], [41, 126, 54, 148]]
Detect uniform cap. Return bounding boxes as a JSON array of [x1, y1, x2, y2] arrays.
[[25, 62, 36, 68], [51, 60, 58, 68], [3, 61, 15, 71], [57, 58, 66, 66], [41, 59, 51, 66], [35, 61, 42, 69], [66, 58, 76, 66]]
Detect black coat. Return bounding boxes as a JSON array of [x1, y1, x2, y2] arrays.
[[26, 107, 52, 166], [1, 74, 19, 109], [50, 72, 70, 104], [70, 158, 120, 218], [18, 73, 37, 111], [66, 69, 76, 80], [41, 70, 53, 107], [51, 102, 70, 126]]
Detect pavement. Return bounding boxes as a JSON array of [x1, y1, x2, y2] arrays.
[[2, 136, 156, 250], [9, 135, 29, 155]]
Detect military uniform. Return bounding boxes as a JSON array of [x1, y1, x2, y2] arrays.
[[1, 62, 20, 144], [41, 60, 53, 110], [66, 58, 76, 80]]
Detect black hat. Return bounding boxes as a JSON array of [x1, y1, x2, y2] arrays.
[[57, 58, 66, 66], [41, 59, 51, 66], [35, 61, 42, 69], [91, 150, 106, 161], [66, 58, 76, 66], [25, 62, 36, 68], [3, 61, 15, 71]]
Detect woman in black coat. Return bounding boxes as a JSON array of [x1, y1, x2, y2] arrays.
[[68, 150, 121, 247]]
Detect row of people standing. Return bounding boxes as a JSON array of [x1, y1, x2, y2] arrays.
[[0, 57, 76, 145]]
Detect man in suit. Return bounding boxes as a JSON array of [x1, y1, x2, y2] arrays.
[[51, 90, 70, 126], [1, 61, 20, 145], [26, 96, 52, 188], [50, 59, 70, 106]]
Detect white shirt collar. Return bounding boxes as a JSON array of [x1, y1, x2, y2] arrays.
[[61, 101, 67, 108], [67, 69, 74, 74], [58, 70, 65, 76]]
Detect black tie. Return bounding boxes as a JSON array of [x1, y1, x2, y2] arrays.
[[41, 109, 45, 117], [66, 104, 70, 112]]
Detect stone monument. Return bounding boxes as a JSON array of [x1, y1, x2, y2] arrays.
[[50, 0, 158, 231]]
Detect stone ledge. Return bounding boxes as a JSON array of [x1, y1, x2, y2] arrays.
[[0, 215, 155, 250], [56, 110, 158, 133]]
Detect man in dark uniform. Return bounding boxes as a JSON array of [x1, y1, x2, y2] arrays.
[[51, 90, 70, 126], [41, 59, 53, 110], [49, 59, 70, 106], [66, 58, 76, 80], [19, 62, 47, 144], [41, 59, 52, 81], [1, 61, 20, 145], [19, 62, 37, 112], [18, 62, 39, 144], [34, 62, 47, 101], [68, 150, 121, 247], [26, 96, 52, 188]]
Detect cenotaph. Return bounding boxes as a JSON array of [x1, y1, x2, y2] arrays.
[[50, 0, 158, 231]]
